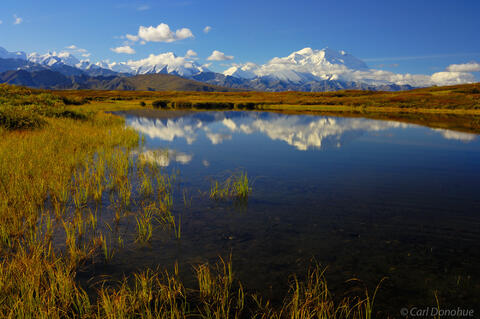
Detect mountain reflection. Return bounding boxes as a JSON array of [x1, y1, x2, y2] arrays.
[[125, 111, 475, 151]]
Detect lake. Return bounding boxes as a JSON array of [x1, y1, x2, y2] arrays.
[[106, 110, 480, 314]]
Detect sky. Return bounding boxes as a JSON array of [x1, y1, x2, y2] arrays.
[[1, 0, 479, 80]]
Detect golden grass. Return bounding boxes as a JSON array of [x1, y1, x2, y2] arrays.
[[51, 82, 480, 111]]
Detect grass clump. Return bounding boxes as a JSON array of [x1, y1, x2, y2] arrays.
[[210, 170, 252, 201], [135, 210, 154, 244]]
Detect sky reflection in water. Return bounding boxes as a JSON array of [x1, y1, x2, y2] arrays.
[[120, 111, 480, 311], [125, 111, 477, 167]]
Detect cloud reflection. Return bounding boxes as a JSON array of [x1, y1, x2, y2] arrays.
[[125, 112, 476, 151], [127, 117, 200, 144], [139, 149, 193, 167], [433, 129, 477, 142]]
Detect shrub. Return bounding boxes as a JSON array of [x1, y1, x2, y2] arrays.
[[61, 96, 88, 105], [192, 102, 235, 110], [152, 100, 169, 109], [172, 101, 192, 109], [0, 106, 45, 130], [22, 104, 89, 120], [235, 102, 256, 110]]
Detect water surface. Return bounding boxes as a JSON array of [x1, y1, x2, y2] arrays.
[[112, 110, 480, 313]]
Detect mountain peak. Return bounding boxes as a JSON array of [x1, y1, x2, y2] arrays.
[[295, 47, 314, 55], [116, 52, 206, 77], [0, 46, 27, 60], [224, 47, 369, 83], [27, 51, 80, 68]]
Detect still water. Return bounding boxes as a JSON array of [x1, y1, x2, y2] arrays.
[[111, 110, 480, 313]]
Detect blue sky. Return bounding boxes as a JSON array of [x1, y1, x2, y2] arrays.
[[1, 0, 479, 76]]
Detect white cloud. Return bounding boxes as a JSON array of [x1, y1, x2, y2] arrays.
[[81, 53, 91, 58], [138, 23, 194, 43], [430, 71, 475, 86], [111, 45, 136, 54], [13, 15, 22, 25], [126, 34, 140, 42], [175, 28, 194, 40], [137, 5, 150, 11], [186, 49, 197, 58], [0, 20, 3, 24], [203, 26, 212, 33], [207, 50, 234, 61], [65, 45, 88, 54], [446, 62, 480, 72]]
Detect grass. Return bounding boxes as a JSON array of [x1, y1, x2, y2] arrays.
[[92, 257, 384, 319], [0, 83, 456, 317], [210, 171, 252, 202], [51, 82, 480, 111], [135, 210, 154, 244]]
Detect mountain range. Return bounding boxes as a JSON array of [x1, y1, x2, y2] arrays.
[[0, 46, 413, 91]]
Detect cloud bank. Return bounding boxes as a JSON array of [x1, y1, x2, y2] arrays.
[[446, 62, 480, 72]]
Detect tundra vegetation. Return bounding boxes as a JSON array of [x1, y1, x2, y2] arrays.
[[0, 84, 386, 318], [51, 83, 480, 134]]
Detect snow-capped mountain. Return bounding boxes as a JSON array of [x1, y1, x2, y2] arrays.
[[223, 47, 368, 83], [0, 47, 207, 79], [0, 45, 476, 91], [28, 51, 80, 67], [219, 47, 470, 88], [0, 47, 27, 60], [101, 52, 208, 77], [26, 51, 116, 76], [0, 46, 419, 91]]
